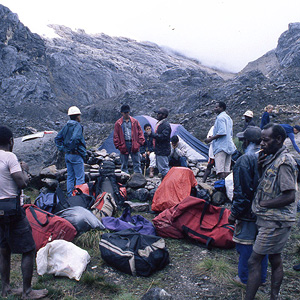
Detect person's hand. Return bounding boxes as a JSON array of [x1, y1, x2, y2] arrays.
[[142, 153, 146, 158], [228, 214, 236, 225], [204, 137, 213, 144]]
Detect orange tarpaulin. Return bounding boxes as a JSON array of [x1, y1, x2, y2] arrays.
[[151, 167, 198, 212]]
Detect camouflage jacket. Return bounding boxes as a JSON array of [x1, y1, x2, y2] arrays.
[[252, 146, 298, 223]]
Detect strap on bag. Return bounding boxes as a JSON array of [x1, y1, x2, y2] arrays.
[[29, 206, 51, 227], [182, 225, 214, 250], [199, 201, 226, 229]]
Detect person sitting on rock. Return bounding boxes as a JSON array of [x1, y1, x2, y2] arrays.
[[280, 124, 300, 154], [140, 123, 156, 178], [168, 135, 188, 167]]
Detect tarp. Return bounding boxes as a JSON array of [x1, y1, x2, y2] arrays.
[[99, 115, 209, 161], [151, 167, 198, 212]]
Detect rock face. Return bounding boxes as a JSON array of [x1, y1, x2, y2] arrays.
[[2, 4, 300, 145]]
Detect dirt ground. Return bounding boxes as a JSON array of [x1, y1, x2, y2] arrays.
[[3, 210, 300, 300]]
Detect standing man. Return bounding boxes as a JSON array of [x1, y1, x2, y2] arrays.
[[0, 126, 48, 299], [149, 107, 171, 178], [113, 104, 145, 174], [205, 101, 236, 179], [229, 127, 268, 286], [245, 123, 298, 300], [55, 106, 86, 196]]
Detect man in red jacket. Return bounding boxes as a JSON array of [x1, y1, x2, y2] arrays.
[[113, 104, 145, 174]]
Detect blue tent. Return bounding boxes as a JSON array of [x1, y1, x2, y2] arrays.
[[99, 115, 209, 161]]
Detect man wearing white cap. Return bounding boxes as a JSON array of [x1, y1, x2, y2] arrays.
[[242, 110, 255, 131], [242, 110, 256, 131], [55, 106, 86, 196]]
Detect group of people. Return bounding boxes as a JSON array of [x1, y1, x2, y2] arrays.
[[1, 101, 300, 299], [113, 104, 188, 179]]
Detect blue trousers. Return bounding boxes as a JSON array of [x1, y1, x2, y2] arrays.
[[156, 155, 169, 177], [236, 243, 268, 284], [65, 153, 85, 196], [120, 142, 142, 174], [169, 156, 188, 167]]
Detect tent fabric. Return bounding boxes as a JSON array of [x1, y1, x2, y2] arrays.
[[151, 167, 198, 212], [99, 115, 209, 161]]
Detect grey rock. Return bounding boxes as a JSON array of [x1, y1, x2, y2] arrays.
[[41, 178, 58, 190], [13, 132, 59, 177], [124, 201, 149, 212], [141, 287, 172, 300]]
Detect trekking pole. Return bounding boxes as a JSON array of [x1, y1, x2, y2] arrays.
[[144, 164, 147, 177]]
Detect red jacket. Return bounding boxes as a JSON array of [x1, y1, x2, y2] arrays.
[[113, 116, 145, 154]]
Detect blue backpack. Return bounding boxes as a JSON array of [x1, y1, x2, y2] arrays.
[[34, 192, 58, 213]]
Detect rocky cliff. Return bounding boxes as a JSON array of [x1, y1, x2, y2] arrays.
[[1, 4, 300, 144]]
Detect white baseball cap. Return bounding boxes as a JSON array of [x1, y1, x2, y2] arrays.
[[243, 110, 253, 118]]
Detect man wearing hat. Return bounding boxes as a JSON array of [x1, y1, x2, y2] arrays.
[[55, 106, 86, 196], [113, 104, 145, 174], [242, 110, 255, 131], [229, 126, 268, 286], [148, 107, 171, 178], [280, 124, 300, 154]]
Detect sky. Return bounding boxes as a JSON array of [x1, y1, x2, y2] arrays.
[[1, 0, 300, 73]]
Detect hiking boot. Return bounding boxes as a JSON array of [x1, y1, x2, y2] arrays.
[[149, 167, 154, 178]]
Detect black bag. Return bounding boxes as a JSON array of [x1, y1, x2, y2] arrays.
[[99, 228, 169, 277], [0, 197, 20, 216], [66, 190, 94, 210]]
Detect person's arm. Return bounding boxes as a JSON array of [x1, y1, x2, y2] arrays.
[[288, 133, 300, 153], [260, 190, 295, 208], [204, 134, 225, 144], [54, 128, 65, 151], [204, 118, 226, 144], [151, 124, 171, 142], [11, 161, 29, 189]]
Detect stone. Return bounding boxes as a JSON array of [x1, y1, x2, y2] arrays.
[[141, 287, 172, 300], [124, 201, 149, 212], [198, 182, 214, 195], [40, 165, 58, 179], [191, 167, 199, 177], [127, 173, 147, 189], [41, 178, 58, 190]]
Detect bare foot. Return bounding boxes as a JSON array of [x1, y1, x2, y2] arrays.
[[22, 289, 48, 299]]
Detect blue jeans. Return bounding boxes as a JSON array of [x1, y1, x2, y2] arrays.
[[236, 243, 268, 284], [156, 155, 169, 177], [65, 153, 85, 196], [120, 142, 142, 173]]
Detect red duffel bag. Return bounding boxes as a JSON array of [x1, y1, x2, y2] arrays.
[[153, 196, 235, 249], [23, 204, 77, 250]]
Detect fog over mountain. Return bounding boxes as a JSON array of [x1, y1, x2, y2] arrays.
[[1, 4, 300, 145]]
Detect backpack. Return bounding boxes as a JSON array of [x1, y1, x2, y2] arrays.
[[24, 204, 77, 250], [153, 196, 235, 250], [91, 192, 117, 220], [34, 187, 65, 214], [99, 228, 169, 276]]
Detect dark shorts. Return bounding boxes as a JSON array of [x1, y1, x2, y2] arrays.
[[253, 226, 291, 255], [0, 212, 36, 254]]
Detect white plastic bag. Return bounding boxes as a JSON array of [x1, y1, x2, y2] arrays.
[[36, 240, 90, 281], [225, 172, 234, 202]]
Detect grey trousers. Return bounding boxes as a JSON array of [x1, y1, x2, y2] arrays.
[[156, 155, 169, 177]]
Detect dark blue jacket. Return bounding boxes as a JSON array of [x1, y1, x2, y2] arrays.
[[55, 120, 86, 158], [280, 124, 300, 153], [140, 132, 154, 153], [151, 119, 171, 156], [231, 145, 260, 221], [260, 111, 270, 129]]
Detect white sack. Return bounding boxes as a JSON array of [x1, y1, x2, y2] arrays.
[[225, 172, 234, 202], [36, 240, 90, 281]]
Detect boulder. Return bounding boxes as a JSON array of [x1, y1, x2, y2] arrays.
[[127, 173, 147, 189], [13, 132, 60, 177], [141, 288, 172, 300]]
